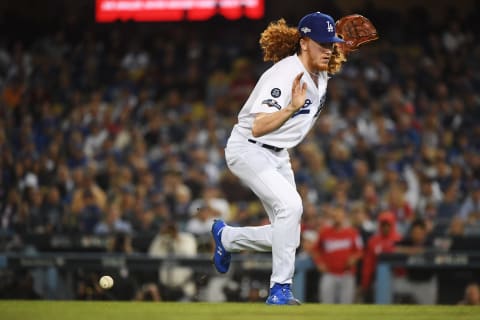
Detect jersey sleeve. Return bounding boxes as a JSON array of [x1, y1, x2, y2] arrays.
[[249, 72, 293, 114]]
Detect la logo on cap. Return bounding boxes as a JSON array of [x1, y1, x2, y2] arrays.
[[326, 21, 333, 32]]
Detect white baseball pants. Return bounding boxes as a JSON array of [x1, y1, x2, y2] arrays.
[[222, 130, 303, 287]]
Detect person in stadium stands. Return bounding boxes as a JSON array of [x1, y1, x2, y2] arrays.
[[361, 211, 402, 302], [94, 202, 133, 235], [457, 282, 480, 305], [148, 221, 198, 301], [392, 218, 437, 304], [458, 181, 480, 221]]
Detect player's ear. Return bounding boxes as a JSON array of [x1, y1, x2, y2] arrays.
[[299, 38, 308, 52]]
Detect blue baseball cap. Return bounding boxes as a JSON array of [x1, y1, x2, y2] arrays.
[[298, 12, 344, 44]]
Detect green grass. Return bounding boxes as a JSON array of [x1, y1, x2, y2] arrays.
[[1, 301, 479, 320]]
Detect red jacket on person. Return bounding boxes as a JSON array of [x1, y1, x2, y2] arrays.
[[361, 211, 402, 290]]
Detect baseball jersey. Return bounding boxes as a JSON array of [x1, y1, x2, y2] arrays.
[[233, 54, 328, 149], [314, 225, 363, 275]]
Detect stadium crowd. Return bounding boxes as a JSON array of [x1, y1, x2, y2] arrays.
[[1, 2, 480, 303]]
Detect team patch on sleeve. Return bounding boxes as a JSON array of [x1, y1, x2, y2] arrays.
[[262, 99, 282, 110], [270, 88, 281, 98]]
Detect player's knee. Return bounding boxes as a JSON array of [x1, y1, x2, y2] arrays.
[[279, 195, 303, 221]]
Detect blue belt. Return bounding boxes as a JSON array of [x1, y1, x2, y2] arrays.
[[248, 139, 283, 152]]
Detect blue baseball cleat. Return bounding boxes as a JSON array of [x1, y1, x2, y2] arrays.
[[211, 219, 231, 273], [266, 283, 301, 305]]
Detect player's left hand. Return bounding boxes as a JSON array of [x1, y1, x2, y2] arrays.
[[335, 14, 378, 56]]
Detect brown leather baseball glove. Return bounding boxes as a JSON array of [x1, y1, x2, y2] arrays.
[[335, 14, 379, 55]]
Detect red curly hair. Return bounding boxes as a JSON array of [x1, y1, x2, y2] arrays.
[[259, 18, 346, 74]]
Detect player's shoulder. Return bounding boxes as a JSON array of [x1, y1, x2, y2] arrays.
[[271, 55, 301, 71], [260, 55, 300, 82]]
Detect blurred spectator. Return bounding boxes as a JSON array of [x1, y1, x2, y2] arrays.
[[185, 206, 215, 237], [76, 271, 109, 301], [219, 170, 258, 203], [23, 188, 45, 233], [148, 221, 198, 301], [188, 185, 230, 221], [0, 270, 41, 299], [70, 170, 107, 216], [54, 164, 75, 205], [94, 202, 132, 235], [172, 183, 192, 223], [457, 282, 480, 305], [301, 201, 323, 234], [121, 41, 150, 79], [115, 185, 137, 222], [415, 177, 443, 217], [458, 181, 480, 221], [150, 195, 171, 227], [162, 169, 186, 213], [327, 140, 354, 179], [228, 58, 256, 109], [106, 233, 138, 300], [383, 183, 414, 236], [392, 219, 437, 304], [312, 206, 363, 304], [361, 182, 381, 218], [395, 113, 421, 150], [436, 183, 461, 222], [349, 160, 371, 200], [447, 216, 465, 237], [189, 146, 222, 186], [185, 206, 216, 252], [131, 207, 158, 234], [330, 182, 352, 212], [1, 189, 27, 234], [361, 211, 402, 301], [76, 190, 103, 233], [134, 281, 162, 301], [76, 233, 137, 301], [206, 69, 230, 107], [83, 121, 108, 159], [41, 186, 67, 233], [464, 212, 480, 236], [442, 21, 469, 53], [350, 202, 375, 244]]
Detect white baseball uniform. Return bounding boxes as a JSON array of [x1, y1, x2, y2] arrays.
[[222, 54, 329, 287]]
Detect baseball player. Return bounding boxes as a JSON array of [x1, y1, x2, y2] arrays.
[[211, 12, 377, 305], [313, 206, 363, 304]]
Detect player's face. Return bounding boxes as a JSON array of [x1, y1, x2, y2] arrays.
[[303, 38, 334, 72]]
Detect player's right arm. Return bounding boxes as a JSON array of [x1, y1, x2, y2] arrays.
[[251, 72, 306, 137]]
